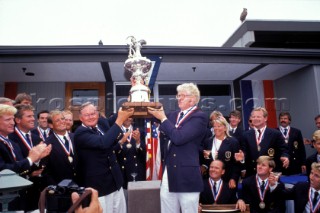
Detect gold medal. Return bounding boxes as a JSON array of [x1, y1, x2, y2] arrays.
[[68, 156, 73, 163], [126, 143, 132, 149], [259, 201, 265, 209], [257, 145, 261, 152], [285, 139, 288, 143], [215, 152, 218, 160]]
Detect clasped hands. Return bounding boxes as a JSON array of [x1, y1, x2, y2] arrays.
[[28, 142, 52, 163], [119, 128, 141, 145]]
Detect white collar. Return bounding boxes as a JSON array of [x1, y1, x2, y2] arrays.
[[280, 126, 289, 131], [257, 175, 268, 183]]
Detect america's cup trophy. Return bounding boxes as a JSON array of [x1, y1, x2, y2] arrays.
[[122, 36, 162, 118]]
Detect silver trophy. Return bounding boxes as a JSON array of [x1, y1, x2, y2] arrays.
[[122, 36, 161, 118], [124, 36, 151, 102]]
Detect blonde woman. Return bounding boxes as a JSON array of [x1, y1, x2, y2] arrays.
[[202, 116, 241, 189]]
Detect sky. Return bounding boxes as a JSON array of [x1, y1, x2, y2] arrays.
[[0, 0, 319, 47]]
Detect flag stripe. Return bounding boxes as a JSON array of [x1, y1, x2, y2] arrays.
[[241, 80, 277, 130], [263, 80, 277, 128], [240, 80, 254, 130], [145, 119, 162, 180]]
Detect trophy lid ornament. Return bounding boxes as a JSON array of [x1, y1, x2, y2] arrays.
[[122, 36, 162, 118]]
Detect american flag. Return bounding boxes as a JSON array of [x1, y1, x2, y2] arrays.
[[145, 119, 162, 180]]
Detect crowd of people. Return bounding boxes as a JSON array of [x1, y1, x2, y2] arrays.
[[1, 84, 320, 213]]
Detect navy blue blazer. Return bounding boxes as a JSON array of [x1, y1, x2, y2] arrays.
[[9, 130, 42, 158], [0, 137, 31, 174], [283, 182, 318, 213], [74, 118, 124, 197], [0, 137, 33, 211], [201, 136, 241, 183], [241, 175, 286, 213], [114, 131, 146, 189], [160, 108, 208, 192], [306, 153, 318, 178], [242, 128, 289, 177], [31, 127, 52, 141], [9, 130, 45, 174], [44, 133, 78, 185], [200, 178, 237, 204], [276, 127, 306, 175], [8, 130, 46, 211], [230, 126, 244, 146]]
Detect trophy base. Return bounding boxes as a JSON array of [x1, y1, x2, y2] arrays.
[[122, 102, 163, 118]]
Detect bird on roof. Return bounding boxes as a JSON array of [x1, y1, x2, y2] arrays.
[[240, 8, 248, 22], [98, 40, 103, 45]]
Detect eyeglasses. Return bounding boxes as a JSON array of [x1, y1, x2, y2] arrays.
[[81, 112, 98, 118], [176, 94, 192, 99]]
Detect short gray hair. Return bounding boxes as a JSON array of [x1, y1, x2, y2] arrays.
[[177, 83, 200, 104], [79, 102, 97, 114]]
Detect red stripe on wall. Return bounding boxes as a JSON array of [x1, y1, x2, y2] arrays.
[[4, 82, 17, 100], [263, 80, 277, 128]]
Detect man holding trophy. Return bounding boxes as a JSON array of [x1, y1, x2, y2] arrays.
[[122, 36, 207, 213], [147, 83, 208, 213]]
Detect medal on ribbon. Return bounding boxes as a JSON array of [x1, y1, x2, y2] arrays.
[[37, 127, 46, 141], [54, 133, 74, 163], [256, 127, 265, 152], [256, 176, 269, 209], [122, 126, 133, 149], [0, 135, 16, 160], [308, 188, 320, 213], [175, 106, 197, 128], [15, 127, 33, 150], [281, 127, 290, 144], [209, 179, 223, 202]]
